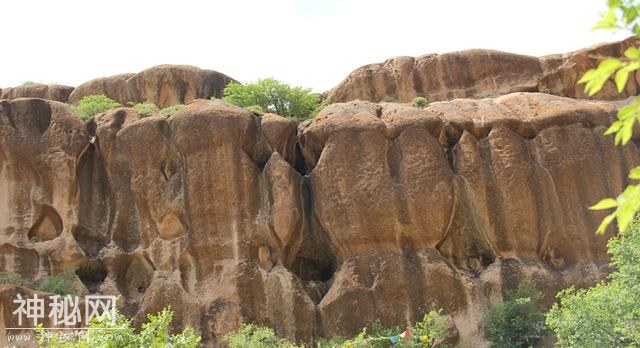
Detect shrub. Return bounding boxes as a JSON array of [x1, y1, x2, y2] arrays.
[[129, 102, 159, 117], [380, 96, 398, 103], [223, 323, 301, 348], [546, 217, 640, 347], [36, 307, 201, 348], [159, 104, 185, 117], [0, 270, 75, 296], [318, 309, 451, 348], [21, 81, 38, 86], [412, 96, 428, 108], [488, 280, 546, 348], [223, 78, 319, 124], [0, 272, 30, 287], [73, 95, 120, 120], [37, 269, 76, 296]]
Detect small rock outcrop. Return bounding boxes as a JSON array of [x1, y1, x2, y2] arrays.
[[327, 37, 640, 103], [68, 65, 237, 108], [0, 91, 635, 346]]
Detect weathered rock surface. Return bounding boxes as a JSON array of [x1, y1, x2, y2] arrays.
[[0, 84, 74, 103], [68, 65, 237, 108], [327, 37, 640, 103], [0, 92, 636, 347]]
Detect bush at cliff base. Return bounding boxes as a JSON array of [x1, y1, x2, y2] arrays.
[[546, 217, 640, 347], [224, 309, 450, 348], [36, 307, 201, 348]]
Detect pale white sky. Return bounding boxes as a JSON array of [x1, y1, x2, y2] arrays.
[[1, 0, 630, 92]]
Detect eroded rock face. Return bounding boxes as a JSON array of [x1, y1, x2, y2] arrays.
[[327, 37, 640, 103], [68, 65, 237, 108], [0, 94, 636, 346]]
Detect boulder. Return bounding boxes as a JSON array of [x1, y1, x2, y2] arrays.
[[327, 37, 640, 103], [0, 84, 74, 102], [68, 65, 237, 108]]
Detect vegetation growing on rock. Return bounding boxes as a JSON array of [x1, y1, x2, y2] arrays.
[[159, 103, 185, 117], [0, 270, 76, 296], [129, 102, 160, 117], [73, 94, 121, 120], [488, 280, 547, 348], [222, 78, 319, 123], [36, 307, 201, 348]]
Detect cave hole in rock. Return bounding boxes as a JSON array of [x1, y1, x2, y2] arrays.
[[28, 205, 63, 242], [114, 254, 155, 301], [76, 260, 107, 293]]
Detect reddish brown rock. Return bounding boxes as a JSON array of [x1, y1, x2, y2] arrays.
[[539, 36, 640, 100], [68, 65, 237, 108], [327, 37, 640, 103], [0, 94, 636, 347], [0, 84, 74, 102]]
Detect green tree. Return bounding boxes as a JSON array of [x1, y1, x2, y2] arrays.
[[488, 280, 547, 348], [546, 218, 640, 347], [222, 78, 319, 123], [36, 307, 201, 348]]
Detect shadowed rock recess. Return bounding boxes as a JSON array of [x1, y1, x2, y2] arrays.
[[0, 40, 639, 347]]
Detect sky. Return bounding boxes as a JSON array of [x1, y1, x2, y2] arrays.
[[0, 0, 631, 92]]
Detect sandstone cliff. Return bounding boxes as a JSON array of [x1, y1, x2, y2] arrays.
[[0, 91, 634, 346], [327, 37, 640, 103]]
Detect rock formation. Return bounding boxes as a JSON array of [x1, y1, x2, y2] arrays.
[[327, 37, 640, 103], [0, 89, 635, 346], [68, 65, 237, 108], [0, 83, 73, 102]]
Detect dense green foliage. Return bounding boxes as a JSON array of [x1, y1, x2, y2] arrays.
[[130, 102, 160, 117], [159, 104, 185, 117], [411, 96, 428, 108], [224, 323, 300, 348], [0, 270, 75, 296], [37, 269, 76, 296], [546, 218, 640, 347], [73, 95, 121, 120], [222, 78, 319, 123], [488, 281, 547, 348], [36, 307, 201, 348]]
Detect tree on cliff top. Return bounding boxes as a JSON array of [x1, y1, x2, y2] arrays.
[[222, 78, 320, 123]]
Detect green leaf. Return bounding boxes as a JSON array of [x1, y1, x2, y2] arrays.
[[616, 68, 630, 92], [593, 9, 619, 30], [624, 47, 640, 59], [578, 69, 599, 84], [630, 167, 640, 180], [620, 117, 635, 145], [596, 213, 616, 234], [605, 121, 624, 135], [590, 198, 619, 210]]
